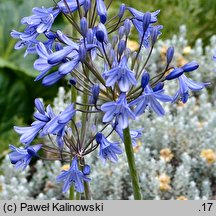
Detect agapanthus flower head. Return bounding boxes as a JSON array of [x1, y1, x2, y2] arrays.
[[9, 144, 42, 170], [96, 132, 122, 164], [101, 93, 136, 129], [56, 156, 90, 193]]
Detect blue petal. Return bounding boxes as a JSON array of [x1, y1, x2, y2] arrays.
[[149, 97, 165, 116], [59, 57, 80, 75], [42, 71, 64, 86]]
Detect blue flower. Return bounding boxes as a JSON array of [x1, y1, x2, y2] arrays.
[[14, 99, 54, 145], [21, 7, 60, 34], [42, 104, 76, 136], [58, 0, 86, 14], [9, 144, 42, 170], [11, 7, 60, 56], [132, 19, 163, 48], [127, 7, 160, 23], [34, 42, 55, 81], [96, 132, 122, 164], [56, 157, 90, 193], [101, 93, 136, 129], [114, 125, 142, 147], [10, 30, 38, 57], [96, 0, 107, 24], [173, 74, 209, 103], [103, 56, 137, 92], [130, 84, 172, 116], [41, 31, 96, 86], [14, 98, 74, 147]]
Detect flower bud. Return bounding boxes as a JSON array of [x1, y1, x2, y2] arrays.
[[86, 29, 94, 44], [69, 78, 77, 86], [141, 71, 150, 89], [151, 25, 163, 45], [96, 30, 105, 43], [96, 0, 107, 24], [182, 61, 199, 72], [117, 40, 126, 56], [165, 68, 184, 80], [80, 17, 88, 37], [96, 132, 103, 144], [83, 165, 91, 175], [118, 4, 126, 18], [124, 19, 131, 36], [96, 23, 108, 43], [142, 12, 151, 33], [109, 49, 115, 64], [89, 84, 100, 104], [111, 35, 118, 47], [84, 0, 91, 13], [78, 44, 86, 62], [118, 26, 125, 39], [153, 82, 164, 92], [166, 46, 174, 65], [125, 48, 131, 59]]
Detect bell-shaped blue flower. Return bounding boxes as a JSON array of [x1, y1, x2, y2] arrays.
[[130, 84, 172, 116], [34, 42, 55, 81], [114, 125, 142, 147], [173, 74, 210, 103], [14, 99, 54, 145], [9, 144, 42, 170], [103, 56, 137, 92], [56, 156, 90, 193], [96, 132, 122, 164], [21, 7, 60, 34], [127, 7, 160, 23], [101, 93, 136, 129], [42, 104, 76, 136]]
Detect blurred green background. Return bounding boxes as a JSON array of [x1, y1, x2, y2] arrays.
[[0, 0, 215, 156]]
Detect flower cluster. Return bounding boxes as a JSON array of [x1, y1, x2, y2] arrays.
[[10, 0, 209, 197]]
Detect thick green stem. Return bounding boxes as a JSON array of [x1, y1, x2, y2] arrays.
[[69, 84, 77, 200], [84, 181, 91, 200], [69, 186, 75, 200], [123, 126, 142, 200]]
